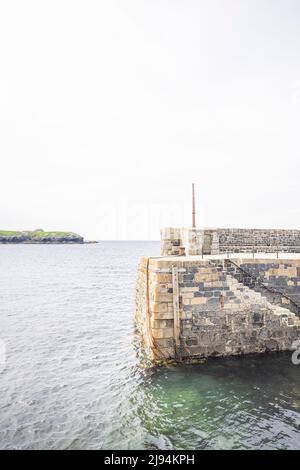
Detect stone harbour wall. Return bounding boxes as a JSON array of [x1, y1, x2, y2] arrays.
[[135, 257, 153, 356], [161, 227, 300, 256], [135, 257, 176, 360], [135, 257, 300, 361], [218, 228, 300, 254]]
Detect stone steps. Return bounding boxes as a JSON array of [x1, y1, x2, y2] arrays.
[[224, 273, 300, 326], [209, 260, 299, 326]]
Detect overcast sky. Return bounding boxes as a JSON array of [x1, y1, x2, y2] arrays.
[[0, 0, 299, 240]]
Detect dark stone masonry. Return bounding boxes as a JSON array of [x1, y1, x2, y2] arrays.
[[217, 228, 300, 254], [161, 227, 300, 256]]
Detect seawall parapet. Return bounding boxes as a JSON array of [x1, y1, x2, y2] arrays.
[[161, 227, 300, 256]]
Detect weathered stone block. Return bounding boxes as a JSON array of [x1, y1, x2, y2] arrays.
[[190, 297, 207, 305], [152, 319, 174, 329], [151, 302, 168, 313], [152, 292, 173, 303], [152, 309, 174, 320], [152, 328, 174, 339]]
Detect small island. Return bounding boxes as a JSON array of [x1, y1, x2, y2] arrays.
[[0, 229, 84, 244]]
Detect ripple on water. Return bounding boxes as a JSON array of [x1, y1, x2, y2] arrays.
[[0, 242, 300, 449]]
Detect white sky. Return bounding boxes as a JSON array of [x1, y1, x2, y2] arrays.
[[0, 0, 300, 240]]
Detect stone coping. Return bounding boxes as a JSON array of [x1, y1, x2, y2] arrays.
[[139, 254, 300, 268]]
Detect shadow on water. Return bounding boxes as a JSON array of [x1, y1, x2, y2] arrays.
[[134, 352, 300, 450]]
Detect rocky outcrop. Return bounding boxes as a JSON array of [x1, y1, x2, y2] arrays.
[[0, 230, 84, 244]]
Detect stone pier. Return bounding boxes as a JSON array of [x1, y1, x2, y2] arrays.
[[135, 255, 300, 362]]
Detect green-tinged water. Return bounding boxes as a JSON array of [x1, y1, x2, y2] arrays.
[[137, 354, 300, 450], [0, 242, 299, 449]]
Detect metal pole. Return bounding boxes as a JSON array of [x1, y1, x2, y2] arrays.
[[192, 183, 196, 228]]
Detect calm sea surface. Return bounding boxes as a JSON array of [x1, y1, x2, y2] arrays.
[[0, 242, 300, 450]]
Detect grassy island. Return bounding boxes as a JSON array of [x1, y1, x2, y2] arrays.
[[0, 229, 84, 244]]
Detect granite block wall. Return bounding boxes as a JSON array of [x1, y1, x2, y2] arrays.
[[135, 257, 300, 361]]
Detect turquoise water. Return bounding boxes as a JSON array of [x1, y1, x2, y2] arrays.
[[0, 242, 299, 449]]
